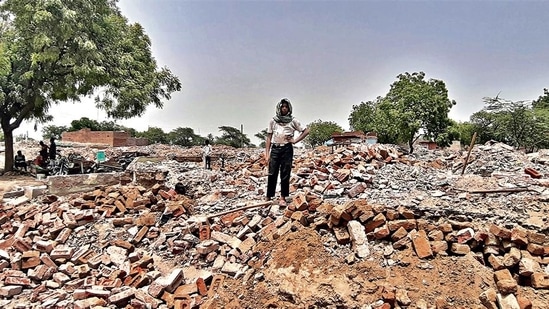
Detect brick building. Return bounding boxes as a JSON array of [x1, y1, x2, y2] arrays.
[[331, 131, 367, 145], [61, 128, 148, 147]]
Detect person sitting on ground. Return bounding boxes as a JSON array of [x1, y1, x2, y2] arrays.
[[14, 150, 28, 171]]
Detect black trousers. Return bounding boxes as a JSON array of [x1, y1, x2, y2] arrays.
[[205, 156, 211, 169], [267, 144, 293, 198]]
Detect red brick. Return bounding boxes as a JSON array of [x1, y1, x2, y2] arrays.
[[12, 238, 32, 252], [524, 167, 541, 179], [411, 230, 433, 259], [50, 248, 74, 260], [108, 288, 135, 304], [53, 228, 71, 244], [196, 278, 208, 296], [148, 280, 165, 298], [5, 276, 31, 286], [208, 275, 225, 298]]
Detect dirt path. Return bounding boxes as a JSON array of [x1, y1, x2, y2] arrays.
[[0, 174, 46, 199]]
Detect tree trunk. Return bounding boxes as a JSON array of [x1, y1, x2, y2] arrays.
[[3, 129, 14, 172]]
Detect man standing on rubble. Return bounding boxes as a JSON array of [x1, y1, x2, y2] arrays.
[[203, 139, 212, 170], [265, 98, 309, 206]]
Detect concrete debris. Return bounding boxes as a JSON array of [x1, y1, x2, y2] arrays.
[[0, 140, 549, 308]]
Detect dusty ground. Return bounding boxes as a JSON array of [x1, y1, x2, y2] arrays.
[[0, 174, 46, 198], [198, 227, 547, 309], [1, 163, 549, 308]]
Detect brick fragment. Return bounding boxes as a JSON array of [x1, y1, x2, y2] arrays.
[[196, 278, 208, 296], [489, 224, 511, 239], [531, 272, 549, 289], [73, 297, 107, 309], [108, 288, 135, 304], [411, 230, 433, 259], [524, 167, 541, 178], [148, 279, 166, 298], [135, 289, 161, 309], [208, 275, 225, 298], [50, 227, 72, 243], [0, 285, 23, 297], [50, 248, 74, 260], [5, 276, 32, 286], [12, 238, 32, 252]]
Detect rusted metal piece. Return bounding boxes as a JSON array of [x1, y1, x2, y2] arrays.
[[461, 132, 478, 176]]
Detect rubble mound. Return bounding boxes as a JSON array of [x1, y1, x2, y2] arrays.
[[0, 141, 549, 308]]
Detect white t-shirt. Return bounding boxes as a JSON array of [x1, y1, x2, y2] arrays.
[[267, 119, 306, 144], [203, 144, 211, 157]]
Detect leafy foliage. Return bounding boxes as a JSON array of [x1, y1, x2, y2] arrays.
[[136, 126, 167, 144], [216, 126, 252, 148], [444, 120, 476, 146], [305, 119, 343, 147], [167, 127, 204, 146], [70, 117, 102, 131], [533, 88, 549, 109], [42, 125, 69, 140], [255, 129, 268, 148], [384, 72, 455, 152], [0, 0, 181, 170], [470, 96, 549, 152], [349, 72, 455, 152]]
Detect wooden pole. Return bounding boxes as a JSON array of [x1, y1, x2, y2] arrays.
[[461, 132, 478, 175], [206, 201, 272, 219], [468, 187, 530, 194]]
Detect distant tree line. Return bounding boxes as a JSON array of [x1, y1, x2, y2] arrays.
[[39, 77, 549, 153], [40, 118, 253, 148]]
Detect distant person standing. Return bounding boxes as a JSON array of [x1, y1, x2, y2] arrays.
[[265, 98, 309, 206], [49, 137, 57, 160], [203, 140, 212, 170], [39, 141, 49, 160], [14, 150, 27, 171]]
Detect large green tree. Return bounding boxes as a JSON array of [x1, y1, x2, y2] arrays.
[[70, 117, 101, 131], [349, 72, 455, 152], [305, 119, 343, 148], [349, 97, 401, 144], [167, 127, 204, 147], [216, 126, 252, 148], [384, 72, 455, 153], [0, 0, 181, 170], [137, 126, 167, 144], [42, 124, 68, 140], [473, 96, 549, 152]]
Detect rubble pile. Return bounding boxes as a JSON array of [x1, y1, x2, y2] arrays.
[[0, 141, 548, 308]]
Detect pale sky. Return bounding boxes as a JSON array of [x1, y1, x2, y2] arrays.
[[16, 0, 549, 144]]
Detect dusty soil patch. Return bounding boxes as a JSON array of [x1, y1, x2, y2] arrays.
[[0, 174, 46, 198], [202, 227, 549, 309]]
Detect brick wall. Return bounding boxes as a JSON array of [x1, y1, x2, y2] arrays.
[[61, 129, 148, 147]]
